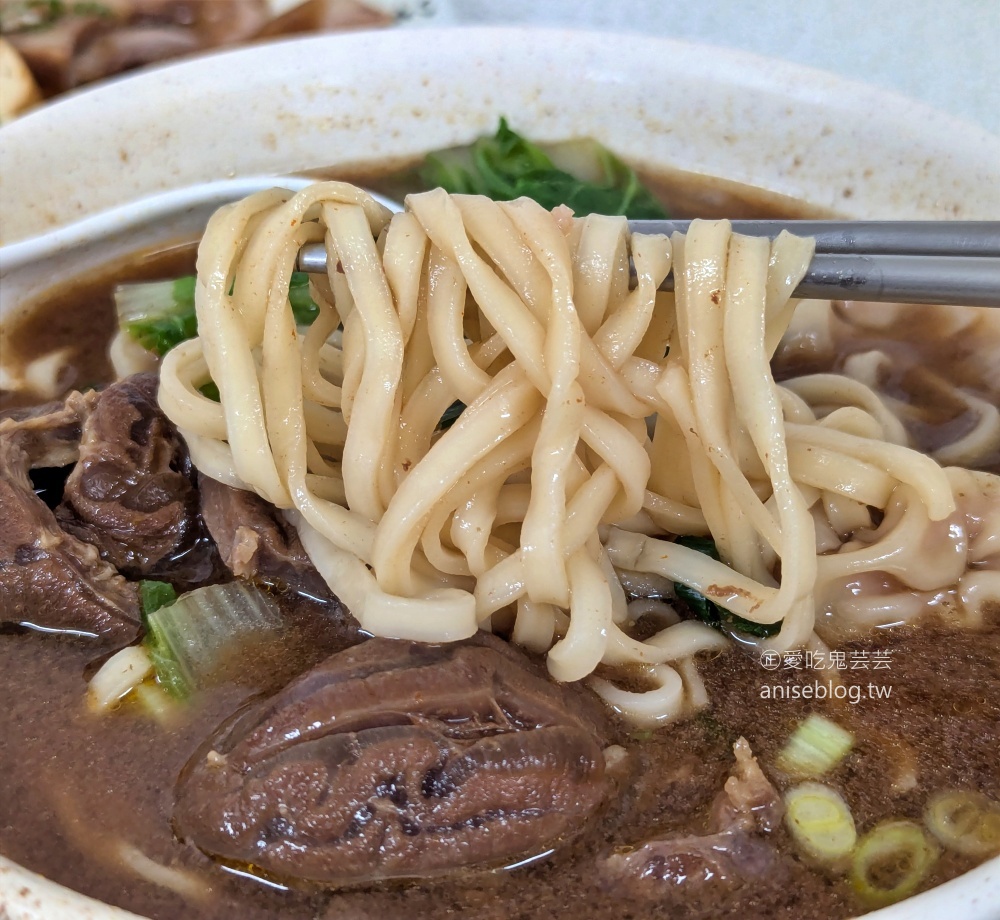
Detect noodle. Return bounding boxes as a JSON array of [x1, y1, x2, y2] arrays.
[[158, 182, 1000, 724]]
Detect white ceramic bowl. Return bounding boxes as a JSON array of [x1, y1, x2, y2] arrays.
[[1, 25, 998, 920]]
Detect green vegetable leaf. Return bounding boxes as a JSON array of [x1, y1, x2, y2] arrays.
[[171, 275, 196, 305], [288, 271, 320, 325], [139, 580, 178, 620], [421, 154, 482, 195], [674, 535, 720, 560], [146, 640, 189, 700], [420, 118, 668, 219], [126, 309, 198, 357], [143, 582, 282, 700], [120, 272, 320, 357], [438, 399, 466, 430], [198, 381, 220, 402], [673, 536, 780, 639]]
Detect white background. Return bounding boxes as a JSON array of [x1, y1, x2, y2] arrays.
[[398, 0, 1000, 136]]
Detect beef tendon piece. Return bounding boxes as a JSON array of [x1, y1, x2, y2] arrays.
[[0, 388, 98, 468], [601, 738, 784, 899], [174, 634, 612, 885], [57, 373, 220, 587], [0, 435, 139, 641]]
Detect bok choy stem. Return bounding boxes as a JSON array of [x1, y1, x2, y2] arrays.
[[143, 582, 282, 699]]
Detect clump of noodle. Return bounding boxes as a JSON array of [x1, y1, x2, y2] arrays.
[[158, 182, 1000, 724]]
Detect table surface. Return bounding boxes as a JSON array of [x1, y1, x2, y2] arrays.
[[399, 0, 1000, 136]]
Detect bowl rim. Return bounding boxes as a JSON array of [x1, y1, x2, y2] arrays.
[[0, 24, 998, 920], [2, 25, 999, 249]]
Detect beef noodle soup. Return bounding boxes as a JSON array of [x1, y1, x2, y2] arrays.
[[1, 163, 998, 920]]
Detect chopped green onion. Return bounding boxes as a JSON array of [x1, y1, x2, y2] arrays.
[[777, 714, 854, 778], [784, 782, 857, 866], [144, 582, 282, 699], [421, 118, 669, 219], [925, 790, 1000, 858], [672, 536, 781, 638], [850, 820, 938, 907]]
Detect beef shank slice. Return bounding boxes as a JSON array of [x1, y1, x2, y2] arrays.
[[198, 473, 333, 600], [0, 434, 139, 640], [57, 373, 219, 587], [174, 634, 612, 885]]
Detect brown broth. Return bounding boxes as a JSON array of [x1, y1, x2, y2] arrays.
[[0, 243, 198, 412], [1, 619, 998, 920], [772, 303, 1000, 473]]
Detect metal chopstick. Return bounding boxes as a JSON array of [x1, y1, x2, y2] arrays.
[[627, 220, 1000, 257], [675, 255, 1000, 307], [296, 222, 1000, 307]]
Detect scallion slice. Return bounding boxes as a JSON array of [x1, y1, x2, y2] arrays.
[[784, 782, 857, 865], [777, 714, 854, 778], [850, 820, 938, 906], [925, 790, 1000, 858]]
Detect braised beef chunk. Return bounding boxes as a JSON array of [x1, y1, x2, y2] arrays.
[[174, 634, 612, 885], [0, 436, 140, 640], [56, 373, 221, 589], [5, 1, 271, 96], [199, 473, 332, 600], [601, 738, 783, 900]]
